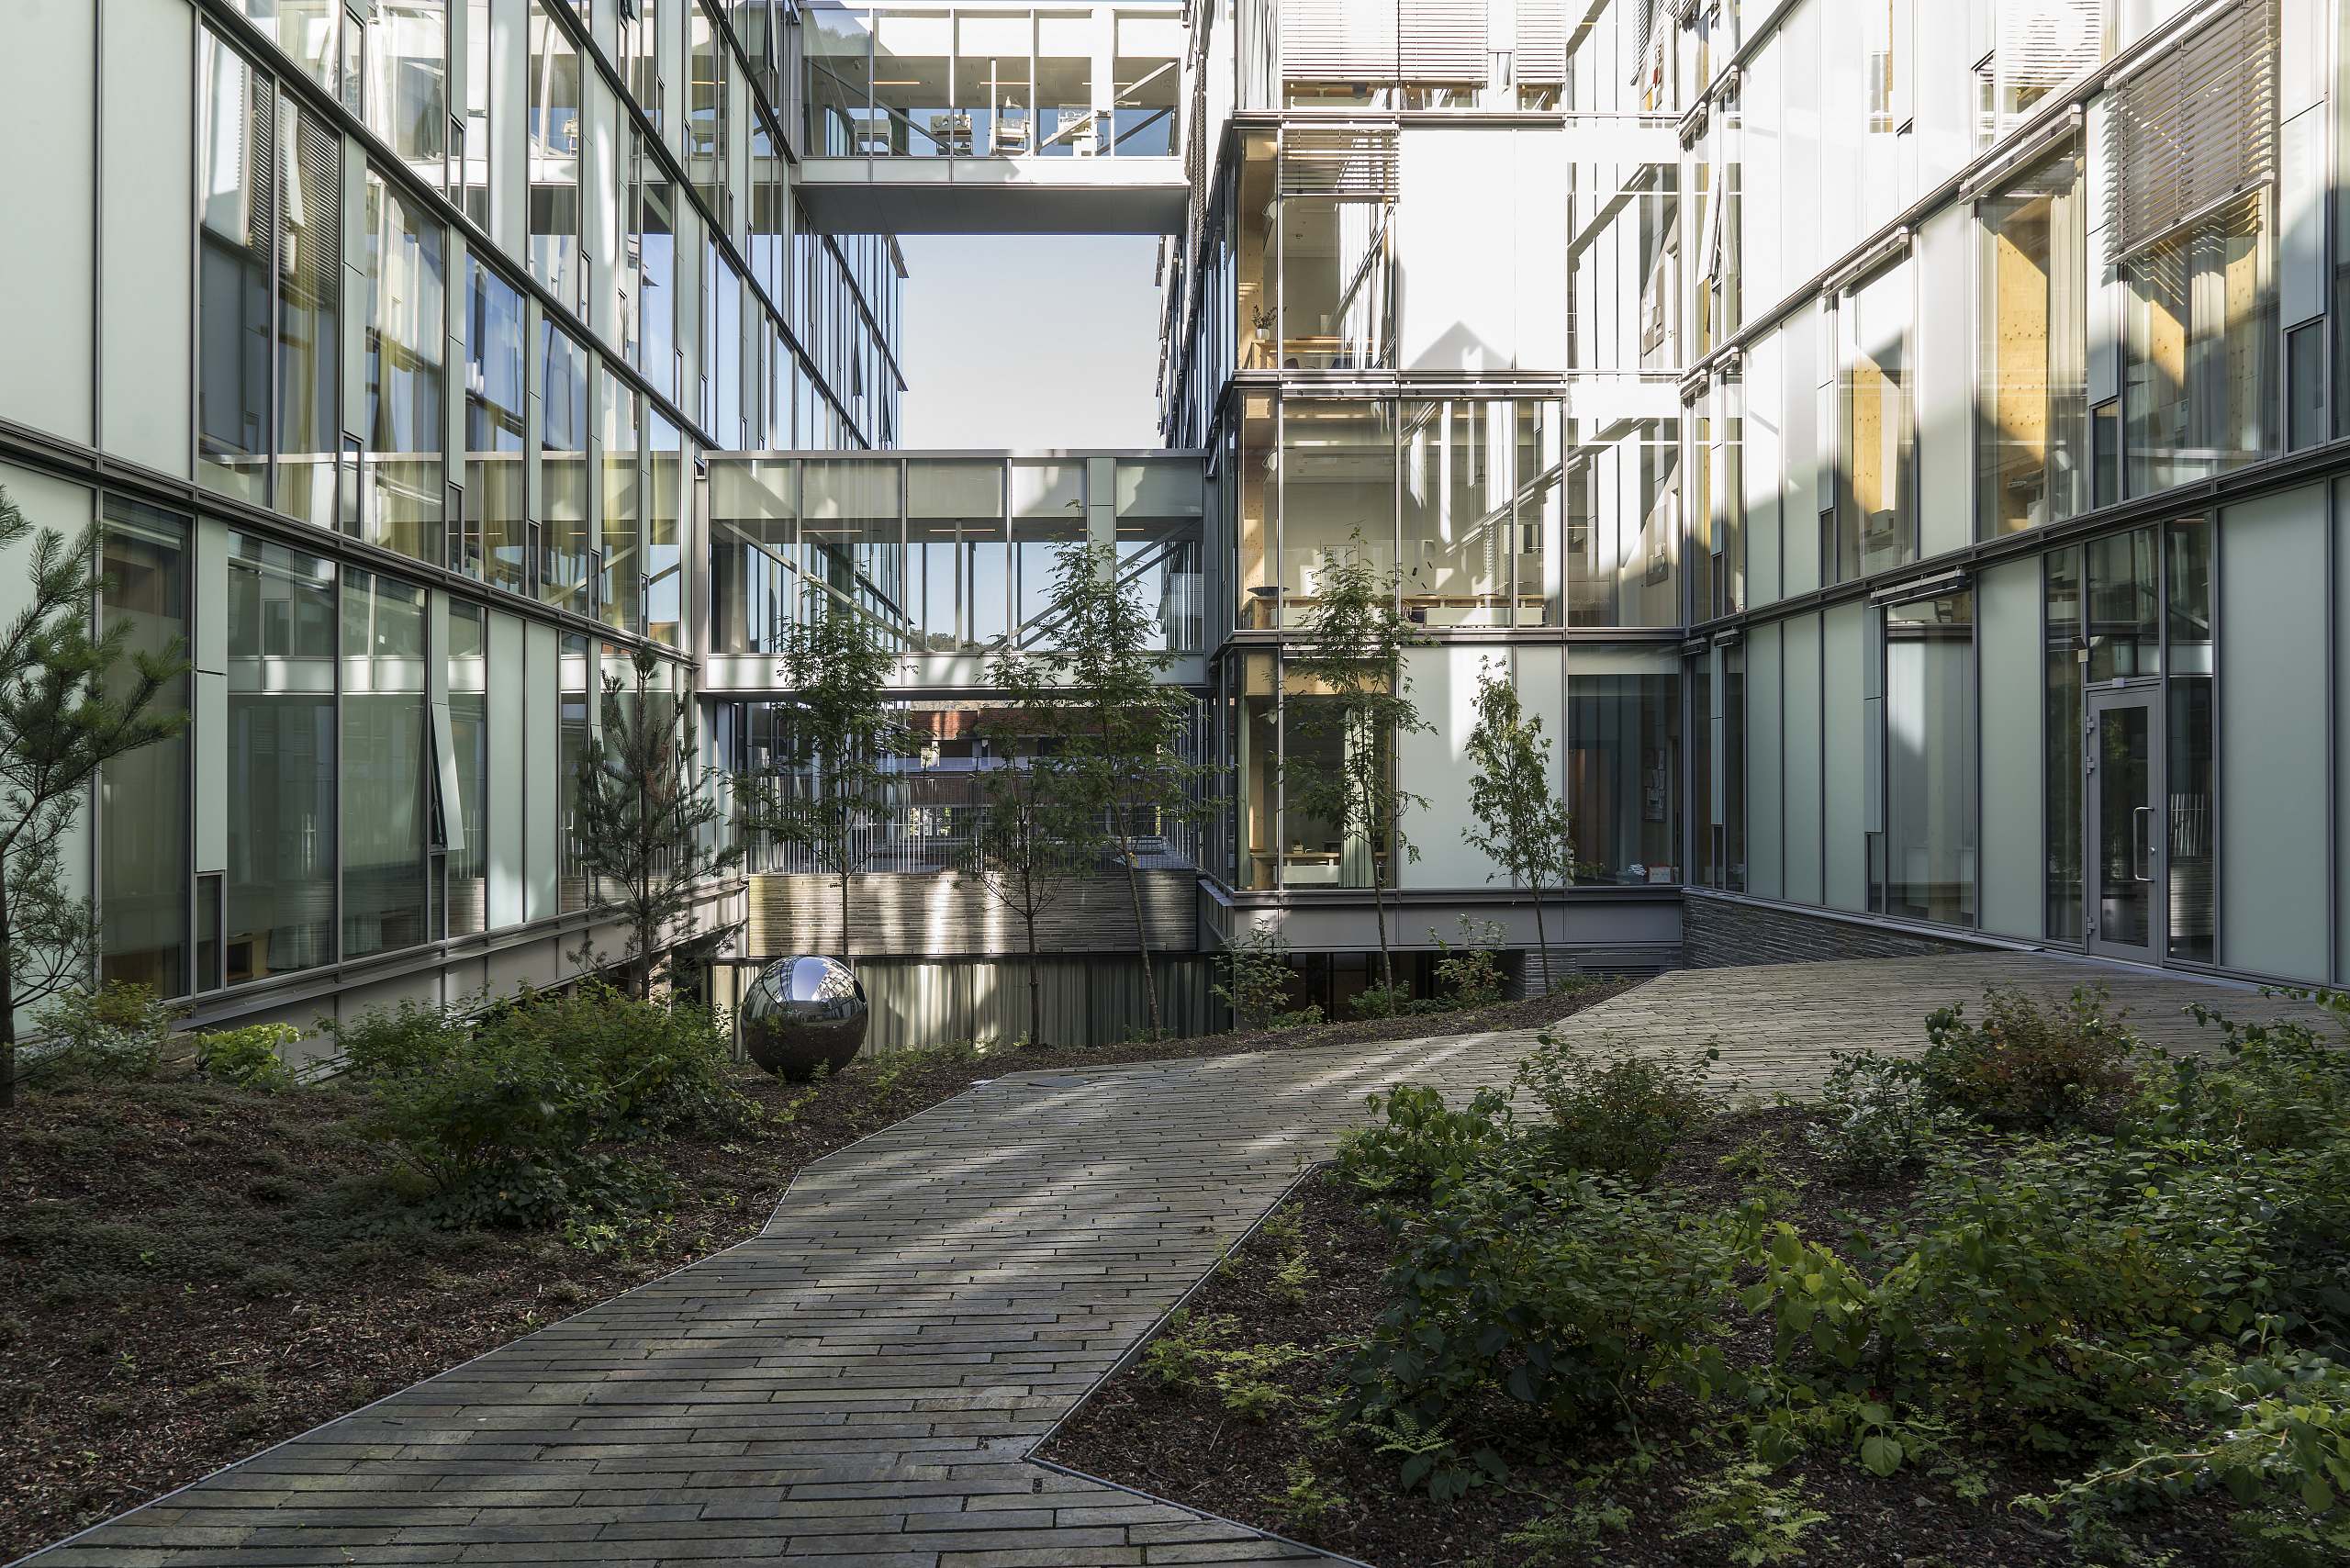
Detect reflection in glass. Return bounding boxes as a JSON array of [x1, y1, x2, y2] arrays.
[[713, 458, 800, 655], [1276, 400, 1394, 625], [342, 570, 431, 959], [1838, 260, 1912, 580], [647, 412, 685, 647], [278, 97, 342, 528], [560, 634, 591, 913], [465, 259, 526, 589], [1401, 400, 1508, 626], [2166, 519, 2215, 963], [99, 501, 190, 996], [1568, 652, 1680, 885], [1277, 194, 1393, 369], [1567, 413, 1679, 626], [364, 172, 446, 564], [1880, 592, 1975, 925], [601, 371, 641, 633], [447, 601, 488, 936], [1116, 458, 1204, 652], [2086, 527, 2159, 682], [365, 1, 447, 184], [226, 534, 337, 984], [2045, 546, 2084, 940], [527, 2, 583, 306], [2095, 700, 2155, 948], [197, 31, 272, 505], [910, 460, 1009, 651], [1977, 148, 2087, 537], [2124, 194, 2274, 496], [541, 321, 591, 612]]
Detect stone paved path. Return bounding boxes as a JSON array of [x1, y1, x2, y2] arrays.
[[23, 955, 2330, 1568]]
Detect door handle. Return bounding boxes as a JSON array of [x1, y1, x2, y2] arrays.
[[2132, 804, 2154, 882]]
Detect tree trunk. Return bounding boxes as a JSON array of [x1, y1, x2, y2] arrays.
[[1530, 887, 1550, 1000], [838, 866, 853, 972], [0, 875, 16, 1111], [1118, 836, 1163, 1038], [1024, 908, 1043, 1047], [1371, 863, 1393, 994]]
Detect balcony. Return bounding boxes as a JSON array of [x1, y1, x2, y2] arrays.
[[798, 0, 1189, 233]]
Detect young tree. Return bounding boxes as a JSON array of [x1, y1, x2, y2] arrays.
[[1286, 534, 1429, 996], [741, 591, 903, 968], [573, 646, 742, 1000], [1024, 542, 1208, 1038], [0, 486, 187, 1108], [1462, 661, 1577, 992], [957, 687, 1086, 1044]]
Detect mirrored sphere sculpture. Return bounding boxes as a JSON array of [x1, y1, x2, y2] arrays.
[[741, 956, 869, 1080]]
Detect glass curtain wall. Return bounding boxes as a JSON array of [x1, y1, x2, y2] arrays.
[[197, 29, 275, 506], [2045, 545, 2084, 940], [1878, 591, 1976, 925], [341, 571, 431, 959], [713, 458, 799, 654], [447, 602, 489, 936], [1276, 399, 1394, 626], [647, 412, 686, 646], [464, 259, 527, 589], [910, 460, 1010, 651], [560, 634, 591, 912], [2166, 519, 2215, 963], [1977, 148, 2088, 537], [99, 500, 191, 996], [365, 1, 448, 185], [461, 0, 492, 224], [363, 172, 447, 565], [1011, 460, 1082, 642], [1566, 409, 1679, 626], [226, 533, 337, 985]]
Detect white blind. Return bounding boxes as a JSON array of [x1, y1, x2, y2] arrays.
[[1280, 0, 1398, 80], [1398, 0, 1487, 80], [1515, 0, 1564, 84], [1279, 125, 1401, 196], [1997, 0, 2102, 93], [2108, 0, 2276, 256]]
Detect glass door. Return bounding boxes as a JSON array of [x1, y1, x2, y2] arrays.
[[2085, 689, 2163, 962]]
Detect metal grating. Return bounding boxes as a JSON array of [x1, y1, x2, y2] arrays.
[[2107, 0, 2276, 258]]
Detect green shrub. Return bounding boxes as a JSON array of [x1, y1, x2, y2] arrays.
[[2147, 995, 2350, 1153], [1873, 1135, 2292, 1445], [1431, 917, 1508, 1011], [1917, 985, 2136, 1126], [1346, 981, 1417, 1020], [328, 999, 471, 1080], [1804, 1051, 1964, 1182], [1214, 924, 1301, 1030], [362, 1027, 614, 1194], [1514, 1034, 1718, 1182], [195, 1023, 302, 1092], [1335, 1083, 1510, 1193], [475, 982, 753, 1137], [1345, 1170, 1744, 1491], [33, 982, 182, 1081]]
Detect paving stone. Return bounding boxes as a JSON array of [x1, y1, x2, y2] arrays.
[[20, 957, 2319, 1568]]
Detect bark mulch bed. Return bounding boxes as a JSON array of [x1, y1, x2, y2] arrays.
[[0, 976, 1635, 1562], [1040, 1107, 2250, 1568]]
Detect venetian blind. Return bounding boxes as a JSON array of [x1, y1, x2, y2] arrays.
[[1997, 0, 2103, 95], [1279, 0, 1398, 80], [1516, 0, 1565, 84], [1397, 0, 1487, 81], [1278, 125, 1401, 197], [2107, 0, 2276, 258]]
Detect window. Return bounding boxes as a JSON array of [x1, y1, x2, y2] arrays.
[[199, 37, 346, 529], [1837, 259, 1912, 580], [1878, 591, 1976, 925], [622, 0, 662, 126], [446, 601, 488, 935], [464, 260, 527, 589], [342, 570, 432, 959], [688, 3, 728, 219], [2123, 196, 2276, 496], [1269, 129, 1394, 370], [908, 460, 1009, 652], [632, 148, 679, 399], [601, 370, 643, 633], [460, 0, 491, 224], [1400, 399, 1510, 627], [2045, 546, 2084, 940], [527, 2, 584, 307], [1116, 458, 1205, 653], [225, 533, 337, 984], [1977, 147, 2088, 537], [804, 458, 906, 649], [560, 633, 592, 912], [541, 319, 592, 612], [1275, 398, 1395, 626], [713, 457, 799, 654], [2166, 519, 2214, 963], [241, 0, 339, 91], [1567, 411, 1680, 627], [1569, 648, 1681, 886], [99, 499, 191, 997], [364, 171, 447, 565], [647, 411, 685, 646], [366, 1, 448, 185]]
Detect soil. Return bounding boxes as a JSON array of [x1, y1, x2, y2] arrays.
[[0, 977, 1634, 1562], [1040, 1108, 2254, 1568]]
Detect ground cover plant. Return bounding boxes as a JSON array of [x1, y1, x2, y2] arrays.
[[1045, 984, 2350, 1567], [0, 970, 1632, 1562]]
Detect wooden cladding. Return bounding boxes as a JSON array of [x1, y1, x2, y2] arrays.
[[746, 870, 1199, 958]]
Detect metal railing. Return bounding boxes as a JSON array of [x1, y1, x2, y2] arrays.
[[740, 791, 1200, 876]]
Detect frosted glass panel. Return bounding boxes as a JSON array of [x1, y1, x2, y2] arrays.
[[1747, 621, 1784, 899], [2219, 486, 2327, 980], [1977, 558, 2044, 938]]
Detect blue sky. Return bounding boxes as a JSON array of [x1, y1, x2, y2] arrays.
[[895, 234, 1165, 449]]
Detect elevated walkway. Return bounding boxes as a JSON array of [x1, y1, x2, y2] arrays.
[[797, 0, 1187, 233]]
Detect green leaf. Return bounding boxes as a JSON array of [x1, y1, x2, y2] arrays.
[[1860, 1433, 1904, 1476]]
